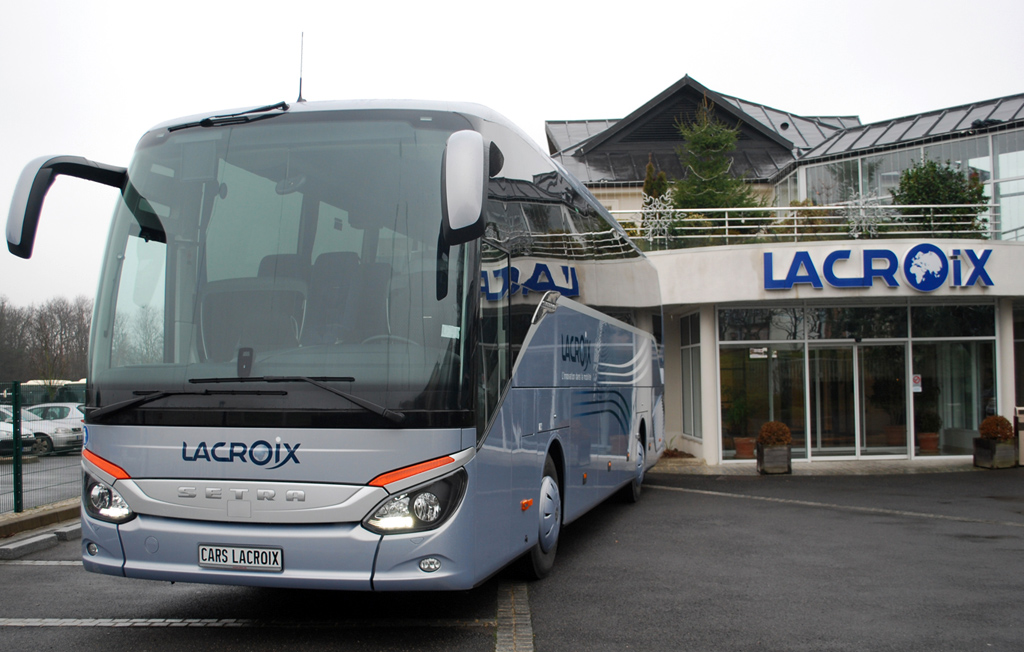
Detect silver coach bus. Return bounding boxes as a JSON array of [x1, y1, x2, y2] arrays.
[[7, 100, 664, 590]]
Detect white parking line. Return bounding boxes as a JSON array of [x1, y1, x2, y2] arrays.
[[0, 578, 536, 652], [496, 582, 534, 652], [651, 484, 1024, 528], [0, 617, 495, 628]]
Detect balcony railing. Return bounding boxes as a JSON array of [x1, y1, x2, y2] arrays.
[[610, 204, 1003, 251]]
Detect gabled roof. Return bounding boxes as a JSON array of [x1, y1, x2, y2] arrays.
[[801, 93, 1024, 160], [573, 76, 797, 156], [546, 75, 862, 186], [546, 119, 616, 155]]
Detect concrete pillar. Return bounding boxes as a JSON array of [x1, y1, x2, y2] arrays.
[[998, 297, 1016, 420], [700, 305, 721, 465]]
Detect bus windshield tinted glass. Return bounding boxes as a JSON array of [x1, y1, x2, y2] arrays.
[[90, 110, 474, 423]]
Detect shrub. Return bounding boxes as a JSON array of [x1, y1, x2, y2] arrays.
[[890, 159, 987, 236], [758, 421, 792, 446], [919, 410, 942, 433], [979, 415, 1014, 441]]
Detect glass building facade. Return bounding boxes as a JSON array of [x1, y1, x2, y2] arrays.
[[781, 127, 1024, 239], [718, 303, 997, 460]]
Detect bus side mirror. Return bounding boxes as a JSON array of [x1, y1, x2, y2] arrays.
[[440, 131, 488, 246], [7, 155, 126, 259]]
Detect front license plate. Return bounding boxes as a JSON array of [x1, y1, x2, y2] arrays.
[[198, 544, 283, 572]]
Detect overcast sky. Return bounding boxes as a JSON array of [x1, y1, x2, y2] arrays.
[[2, 0, 1022, 307]]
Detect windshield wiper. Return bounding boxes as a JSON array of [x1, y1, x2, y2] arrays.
[[88, 388, 287, 422], [190, 376, 405, 424], [168, 101, 290, 132]]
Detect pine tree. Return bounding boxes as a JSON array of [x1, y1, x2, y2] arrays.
[[642, 156, 668, 199], [670, 97, 761, 210]]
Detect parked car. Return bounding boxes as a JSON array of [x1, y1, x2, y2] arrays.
[[25, 403, 87, 454], [0, 420, 37, 456], [0, 404, 83, 455]]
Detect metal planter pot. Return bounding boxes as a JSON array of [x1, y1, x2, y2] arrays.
[[973, 437, 1018, 469], [756, 443, 792, 475]]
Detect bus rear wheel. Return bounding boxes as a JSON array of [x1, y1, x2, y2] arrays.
[[627, 432, 645, 503], [521, 456, 561, 580]]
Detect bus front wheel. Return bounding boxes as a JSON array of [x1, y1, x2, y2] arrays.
[[521, 456, 561, 580]]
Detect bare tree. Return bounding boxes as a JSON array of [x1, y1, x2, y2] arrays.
[[0, 296, 32, 381]]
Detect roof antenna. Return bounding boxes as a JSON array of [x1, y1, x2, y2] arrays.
[[296, 32, 306, 103]]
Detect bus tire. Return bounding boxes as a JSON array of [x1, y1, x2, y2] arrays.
[[626, 431, 645, 504], [521, 456, 561, 580]]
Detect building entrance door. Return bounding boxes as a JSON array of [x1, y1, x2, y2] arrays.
[[809, 344, 908, 459]]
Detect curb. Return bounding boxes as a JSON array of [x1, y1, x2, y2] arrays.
[[0, 532, 59, 559], [0, 499, 80, 540]]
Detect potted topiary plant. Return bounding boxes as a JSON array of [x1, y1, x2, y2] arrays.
[[725, 394, 755, 459], [916, 410, 941, 455], [756, 421, 792, 475], [974, 415, 1017, 469]]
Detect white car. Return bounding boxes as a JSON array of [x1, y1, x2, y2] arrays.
[[25, 403, 87, 454], [0, 418, 37, 456], [0, 404, 84, 455]]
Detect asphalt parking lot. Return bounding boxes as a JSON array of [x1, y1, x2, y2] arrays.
[[2, 464, 1023, 651]]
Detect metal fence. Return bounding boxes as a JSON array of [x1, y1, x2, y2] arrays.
[[611, 203, 1004, 251], [1, 381, 83, 515]]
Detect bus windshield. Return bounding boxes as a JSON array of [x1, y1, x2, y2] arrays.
[[89, 109, 475, 427]]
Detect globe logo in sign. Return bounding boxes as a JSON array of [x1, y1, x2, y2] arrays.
[[903, 244, 948, 292]]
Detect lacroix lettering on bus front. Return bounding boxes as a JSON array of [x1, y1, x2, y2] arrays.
[[764, 244, 993, 292], [181, 440, 301, 469]]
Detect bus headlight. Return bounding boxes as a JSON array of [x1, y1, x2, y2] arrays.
[[83, 473, 135, 523], [363, 469, 466, 534]]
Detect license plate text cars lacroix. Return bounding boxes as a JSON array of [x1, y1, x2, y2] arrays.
[[198, 544, 283, 572]]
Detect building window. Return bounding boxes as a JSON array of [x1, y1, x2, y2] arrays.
[[806, 160, 859, 205], [807, 306, 908, 340], [994, 131, 1024, 238], [719, 308, 803, 341], [911, 305, 995, 338], [1014, 305, 1024, 407], [680, 312, 702, 440], [861, 149, 920, 201], [720, 343, 806, 459], [774, 172, 798, 208], [911, 342, 995, 454], [924, 136, 991, 183]]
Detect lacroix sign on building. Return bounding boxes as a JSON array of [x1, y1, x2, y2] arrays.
[[764, 243, 994, 292]]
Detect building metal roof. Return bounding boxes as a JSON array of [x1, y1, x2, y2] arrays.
[[546, 75, 861, 186], [799, 93, 1024, 161], [545, 119, 618, 155]]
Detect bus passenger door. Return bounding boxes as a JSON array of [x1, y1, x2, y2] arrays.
[[474, 241, 517, 570]]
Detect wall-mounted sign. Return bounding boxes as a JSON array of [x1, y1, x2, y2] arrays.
[[764, 244, 993, 292]]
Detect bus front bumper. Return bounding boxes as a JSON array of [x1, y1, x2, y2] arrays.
[[84, 513, 381, 590], [82, 497, 479, 591]]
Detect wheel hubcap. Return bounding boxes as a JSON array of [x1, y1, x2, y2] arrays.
[[538, 475, 561, 553], [635, 438, 645, 484]]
